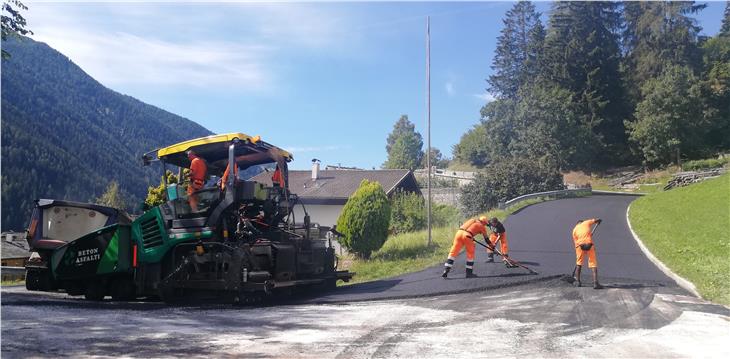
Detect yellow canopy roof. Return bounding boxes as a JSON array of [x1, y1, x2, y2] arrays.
[[154, 132, 293, 171]]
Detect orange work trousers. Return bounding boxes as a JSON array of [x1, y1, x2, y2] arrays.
[[575, 244, 597, 268], [187, 181, 203, 211], [486, 233, 509, 255], [448, 232, 476, 262]]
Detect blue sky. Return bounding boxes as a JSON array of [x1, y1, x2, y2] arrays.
[[25, 1, 727, 170]]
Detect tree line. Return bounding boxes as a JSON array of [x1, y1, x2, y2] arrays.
[[454, 1, 730, 171]]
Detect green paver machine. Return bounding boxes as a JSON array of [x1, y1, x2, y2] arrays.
[[25, 133, 352, 303]]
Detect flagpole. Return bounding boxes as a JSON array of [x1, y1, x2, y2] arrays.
[[426, 16, 432, 247]]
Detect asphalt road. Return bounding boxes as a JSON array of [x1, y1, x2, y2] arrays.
[[296, 194, 679, 303], [3, 194, 727, 358]]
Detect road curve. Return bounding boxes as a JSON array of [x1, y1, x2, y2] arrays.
[[297, 194, 680, 303]]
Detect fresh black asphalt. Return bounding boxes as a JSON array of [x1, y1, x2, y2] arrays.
[[1, 194, 683, 307], [296, 194, 681, 303]]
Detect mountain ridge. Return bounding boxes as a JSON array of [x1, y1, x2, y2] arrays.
[[1, 36, 213, 230]]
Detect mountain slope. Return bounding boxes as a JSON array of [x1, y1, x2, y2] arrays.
[[1, 36, 213, 230]]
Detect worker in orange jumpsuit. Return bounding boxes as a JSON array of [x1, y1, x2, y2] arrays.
[[186, 150, 207, 211], [572, 218, 603, 289], [485, 217, 517, 268], [221, 161, 238, 191], [271, 166, 285, 188], [442, 216, 490, 278]]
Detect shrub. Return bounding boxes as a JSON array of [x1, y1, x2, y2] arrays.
[[432, 204, 461, 228], [681, 158, 729, 171], [460, 158, 564, 216], [389, 190, 426, 234], [336, 180, 391, 258]]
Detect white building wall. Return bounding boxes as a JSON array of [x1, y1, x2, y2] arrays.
[[292, 204, 344, 228]]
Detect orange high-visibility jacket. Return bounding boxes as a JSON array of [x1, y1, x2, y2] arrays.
[[459, 218, 488, 238], [221, 162, 238, 190], [272, 167, 285, 188], [189, 157, 207, 190], [572, 219, 598, 246]]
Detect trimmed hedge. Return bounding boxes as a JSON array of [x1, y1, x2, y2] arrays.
[[336, 180, 391, 258]]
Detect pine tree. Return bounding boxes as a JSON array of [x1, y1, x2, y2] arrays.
[[622, 1, 706, 90], [383, 115, 424, 170], [720, 1, 730, 37], [488, 1, 544, 99], [542, 1, 627, 168]]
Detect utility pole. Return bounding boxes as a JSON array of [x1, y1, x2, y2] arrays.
[[426, 16, 432, 247]]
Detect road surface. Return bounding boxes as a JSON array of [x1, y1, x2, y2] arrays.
[[296, 194, 677, 303], [4, 194, 728, 358]]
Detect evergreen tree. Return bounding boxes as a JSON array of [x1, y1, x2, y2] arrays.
[[386, 115, 423, 154], [622, 1, 706, 91], [542, 1, 628, 168], [383, 115, 424, 170], [700, 34, 730, 151], [720, 1, 730, 37], [488, 1, 544, 98]]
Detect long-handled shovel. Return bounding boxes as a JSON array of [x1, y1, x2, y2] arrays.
[[473, 239, 538, 275], [562, 221, 600, 284]]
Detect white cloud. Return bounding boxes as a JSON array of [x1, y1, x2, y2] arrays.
[[445, 82, 455, 96], [33, 28, 273, 89], [473, 92, 496, 103], [24, 2, 351, 90]]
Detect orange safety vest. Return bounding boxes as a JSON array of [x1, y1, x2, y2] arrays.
[[221, 162, 238, 190], [272, 168, 285, 188], [572, 219, 597, 246], [189, 157, 207, 190], [459, 218, 488, 238]]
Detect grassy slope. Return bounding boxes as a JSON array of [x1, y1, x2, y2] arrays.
[[629, 174, 730, 304], [344, 199, 543, 284]]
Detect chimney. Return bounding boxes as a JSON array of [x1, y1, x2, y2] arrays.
[[311, 158, 321, 181]]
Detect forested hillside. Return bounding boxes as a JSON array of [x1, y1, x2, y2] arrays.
[[455, 1, 730, 172], [1, 36, 212, 230]]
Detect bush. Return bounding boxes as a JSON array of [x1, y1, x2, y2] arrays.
[[389, 190, 426, 234], [681, 158, 729, 171], [336, 180, 391, 258], [432, 204, 461, 228], [460, 158, 564, 216]]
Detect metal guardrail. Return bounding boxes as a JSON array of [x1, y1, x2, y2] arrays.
[[498, 188, 592, 210]]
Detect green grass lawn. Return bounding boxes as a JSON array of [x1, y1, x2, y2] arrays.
[[629, 174, 730, 305], [344, 199, 545, 284]]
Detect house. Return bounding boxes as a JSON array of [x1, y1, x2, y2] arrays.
[[251, 162, 420, 228], [2, 231, 29, 281]]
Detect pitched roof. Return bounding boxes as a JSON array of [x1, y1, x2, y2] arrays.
[[2, 240, 30, 259], [250, 169, 420, 202]]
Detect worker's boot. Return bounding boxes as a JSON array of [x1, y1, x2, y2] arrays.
[[465, 268, 477, 278], [441, 267, 450, 278], [574, 265, 582, 287], [486, 253, 494, 263], [592, 268, 603, 289]]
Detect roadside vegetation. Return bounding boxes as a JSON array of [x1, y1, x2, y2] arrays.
[[1, 279, 25, 286], [629, 174, 730, 305]]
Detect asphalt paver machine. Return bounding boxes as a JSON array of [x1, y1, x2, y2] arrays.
[[24, 133, 352, 303]]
